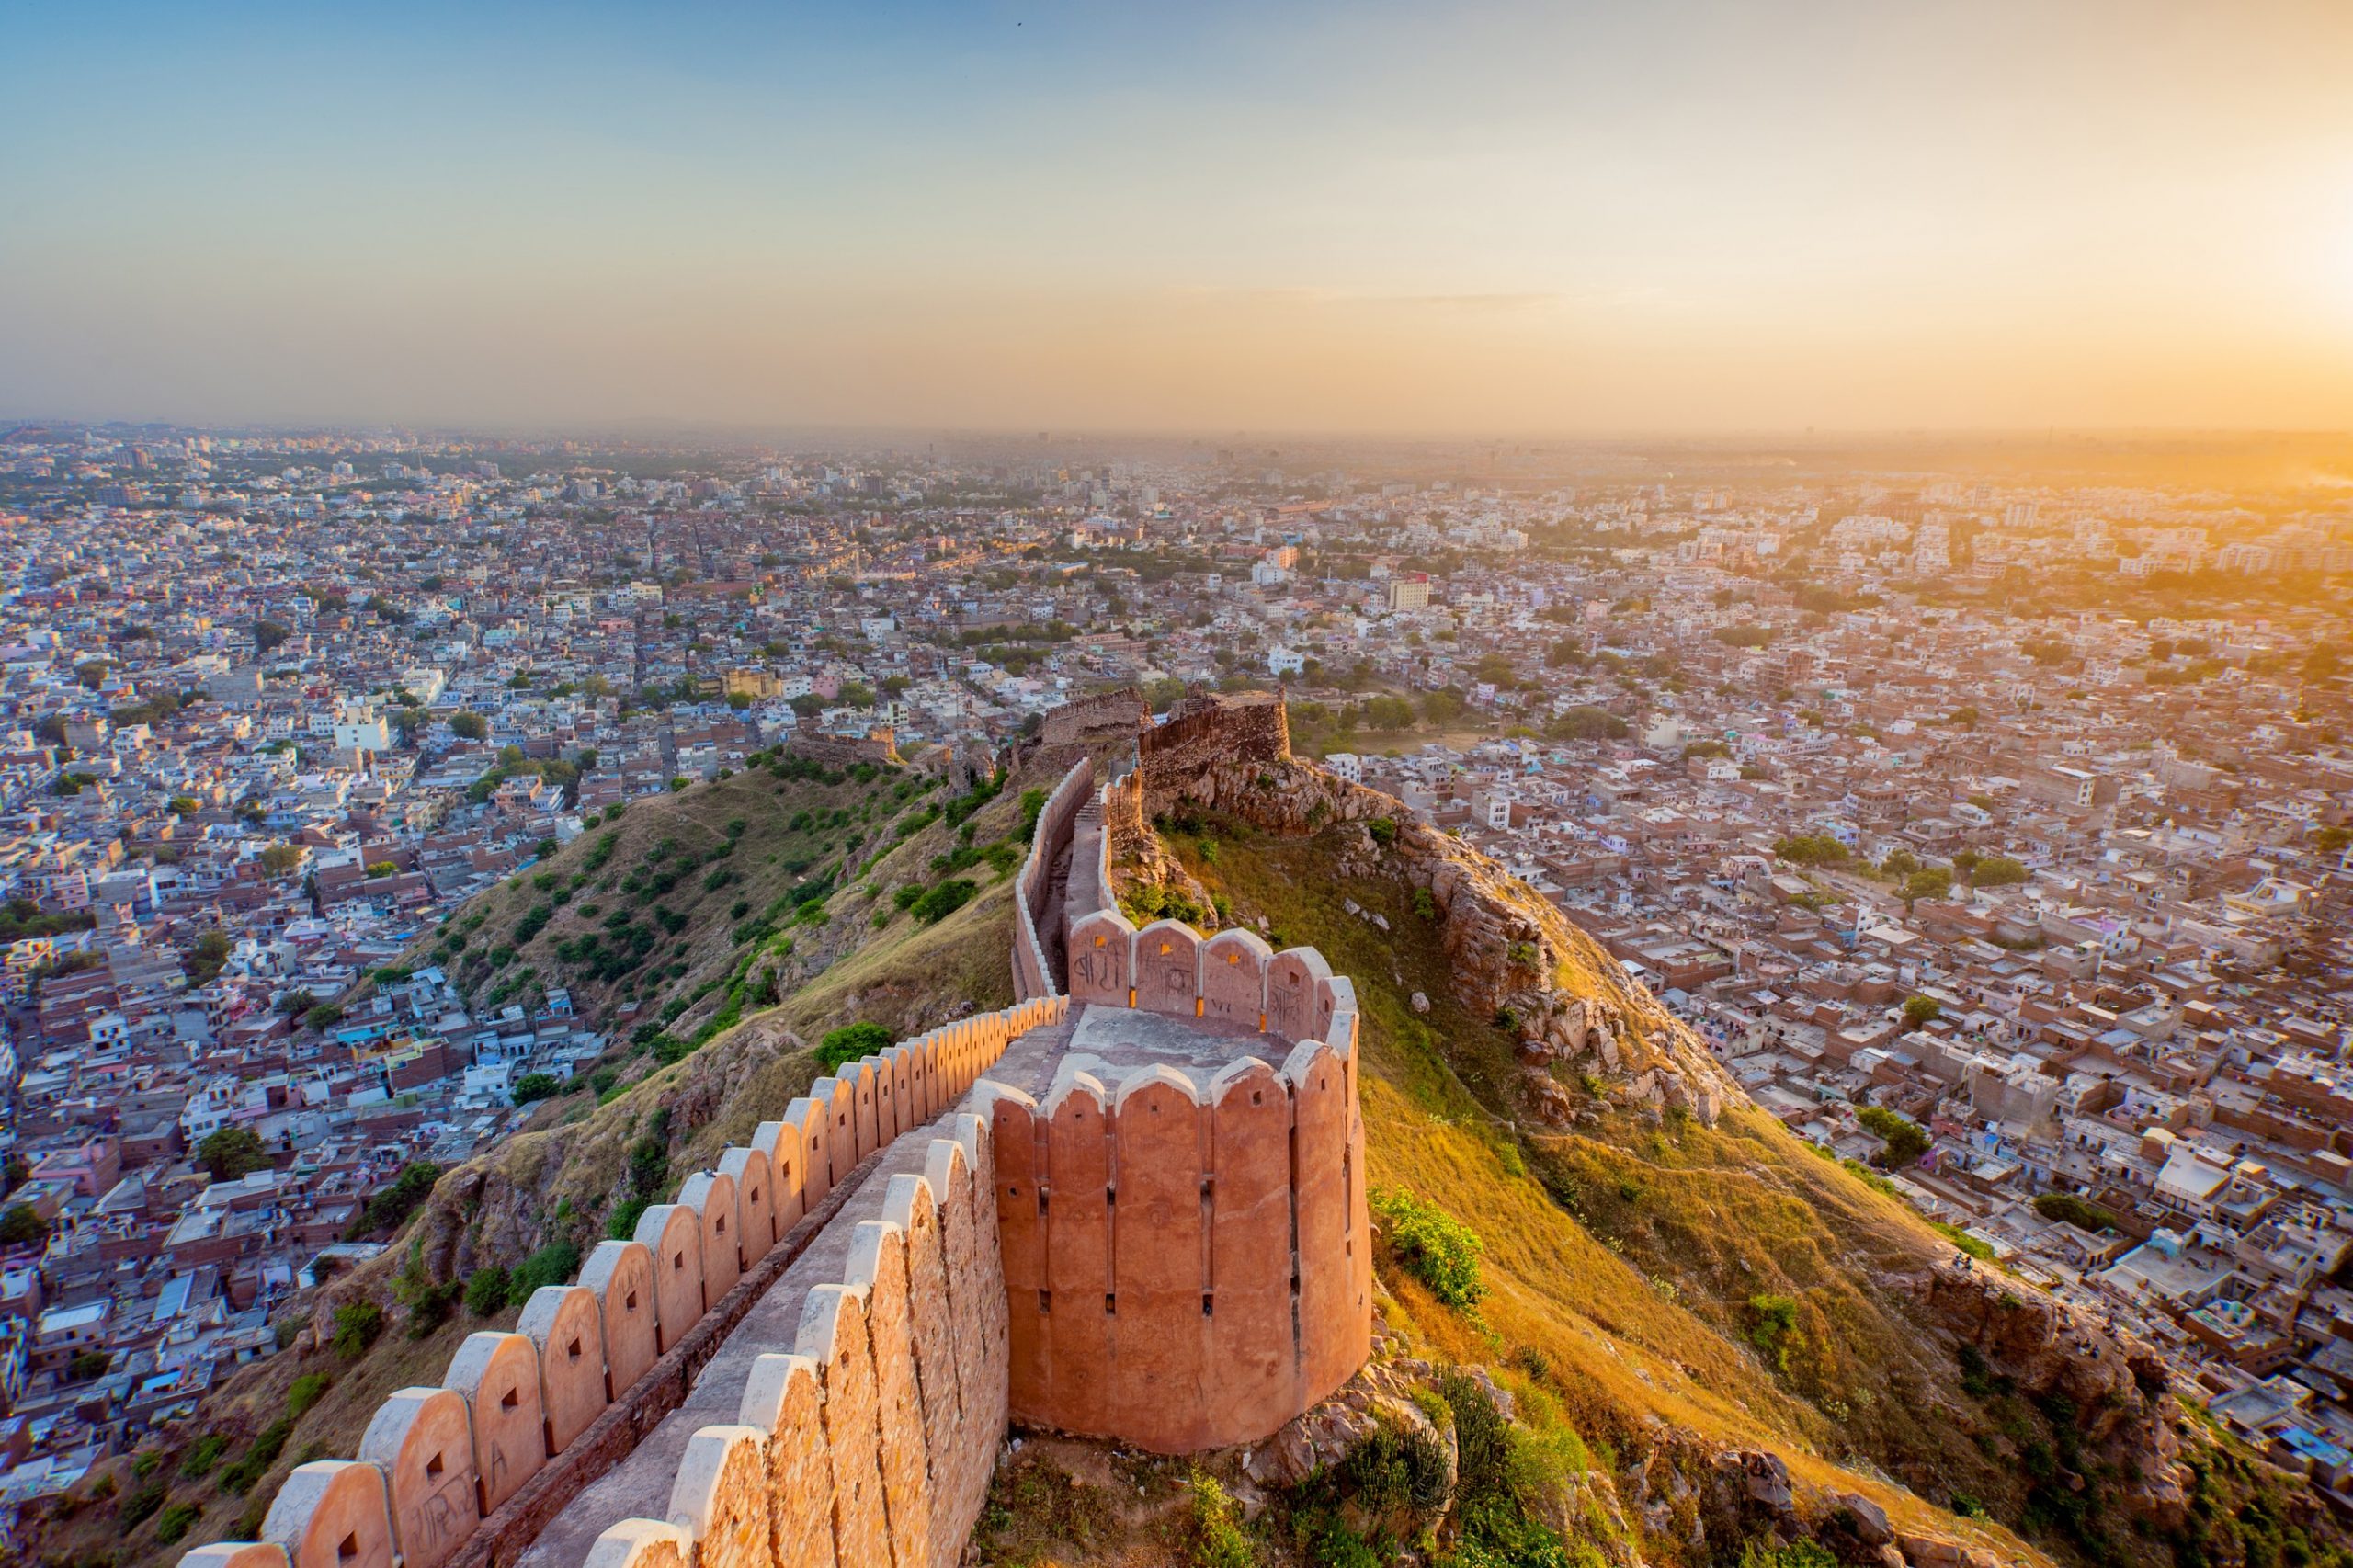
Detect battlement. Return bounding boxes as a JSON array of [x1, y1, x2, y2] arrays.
[[984, 951, 1369, 1452], [186, 742, 1369, 1568], [187, 1001, 1056, 1568]]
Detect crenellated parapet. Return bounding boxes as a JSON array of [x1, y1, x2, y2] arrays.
[[1012, 759, 1094, 1001], [186, 997, 1062, 1568], [188, 742, 1375, 1568], [994, 911, 1371, 1454]]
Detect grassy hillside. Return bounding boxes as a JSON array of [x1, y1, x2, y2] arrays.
[[411, 751, 1031, 1067], [36, 753, 2343, 1568], [1142, 813, 2342, 1568]]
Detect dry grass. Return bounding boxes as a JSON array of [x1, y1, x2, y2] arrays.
[[1159, 821, 2056, 1567]]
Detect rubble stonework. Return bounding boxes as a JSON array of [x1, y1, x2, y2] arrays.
[[782, 729, 904, 769]]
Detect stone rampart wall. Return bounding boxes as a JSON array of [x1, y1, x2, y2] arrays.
[[784, 730, 904, 769], [1037, 688, 1146, 748], [1099, 771, 1144, 857], [992, 913, 1371, 1454], [1011, 759, 1092, 1001], [1134, 692, 1289, 803], [193, 998, 1062, 1568]]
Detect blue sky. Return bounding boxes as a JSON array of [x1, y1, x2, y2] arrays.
[[6, 2, 2353, 432]]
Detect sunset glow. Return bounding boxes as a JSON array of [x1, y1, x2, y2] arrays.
[[6, 0, 2353, 433]]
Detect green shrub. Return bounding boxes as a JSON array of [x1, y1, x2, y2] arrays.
[[909, 878, 978, 924], [1366, 816, 1397, 846], [2031, 1191, 2117, 1232], [512, 1241, 582, 1295], [1342, 1419, 1453, 1517], [218, 1418, 292, 1494], [1746, 1293, 1802, 1374], [1932, 1221, 1996, 1262], [465, 1266, 511, 1317], [1855, 1105, 1929, 1166], [1370, 1187, 1484, 1307], [1434, 1367, 1585, 1568], [178, 1435, 228, 1480], [1302, 1514, 1381, 1568], [1738, 1540, 1839, 1568], [331, 1301, 383, 1359], [1184, 1468, 1254, 1568], [510, 1072, 563, 1105], [120, 1479, 168, 1528], [154, 1502, 202, 1544], [347, 1161, 441, 1238], [815, 1020, 893, 1073], [286, 1372, 332, 1419]]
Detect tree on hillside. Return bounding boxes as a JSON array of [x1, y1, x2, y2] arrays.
[[1856, 1105, 1930, 1167]]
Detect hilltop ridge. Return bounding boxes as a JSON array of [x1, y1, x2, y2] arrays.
[[1066, 692, 2342, 1568], [25, 716, 2347, 1568]]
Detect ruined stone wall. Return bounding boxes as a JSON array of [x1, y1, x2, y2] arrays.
[[200, 998, 1062, 1568], [1013, 759, 1093, 1000], [1134, 691, 1290, 807], [784, 730, 904, 769], [1101, 771, 1143, 854], [1038, 687, 1147, 748], [996, 910, 1372, 1454]]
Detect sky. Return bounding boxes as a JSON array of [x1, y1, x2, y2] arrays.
[[6, 0, 2353, 436]]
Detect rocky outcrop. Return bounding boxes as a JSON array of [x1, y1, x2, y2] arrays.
[[1130, 748, 1737, 1126], [1911, 1266, 2188, 1528]]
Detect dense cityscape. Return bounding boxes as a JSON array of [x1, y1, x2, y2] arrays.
[[0, 423, 2346, 1525]]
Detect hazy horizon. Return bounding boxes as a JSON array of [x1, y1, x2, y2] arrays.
[[8, 0, 2353, 435]]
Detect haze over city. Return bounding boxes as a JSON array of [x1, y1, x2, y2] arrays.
[[8, 0, 2353, 434]]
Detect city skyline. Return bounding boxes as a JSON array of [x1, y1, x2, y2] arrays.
[[8, 0, 2353, 434]]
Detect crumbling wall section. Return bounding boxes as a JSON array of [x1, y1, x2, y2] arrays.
[[783, 729, 904, 769], [1135, 690, 1290, 812]]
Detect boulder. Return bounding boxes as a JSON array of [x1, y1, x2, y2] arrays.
[[1840, 1494, 1894, 1547]]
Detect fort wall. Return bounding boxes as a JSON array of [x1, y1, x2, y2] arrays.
[[199, 709, 1370, 1568], [782, 730, 904, 769], [1135, 691, 1289, 805], [1011, 759, 1092, 1001], [202, 997, 1060, 1568], [988, 912, 1370, 1454], [1036, 687, 1147, 748]]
